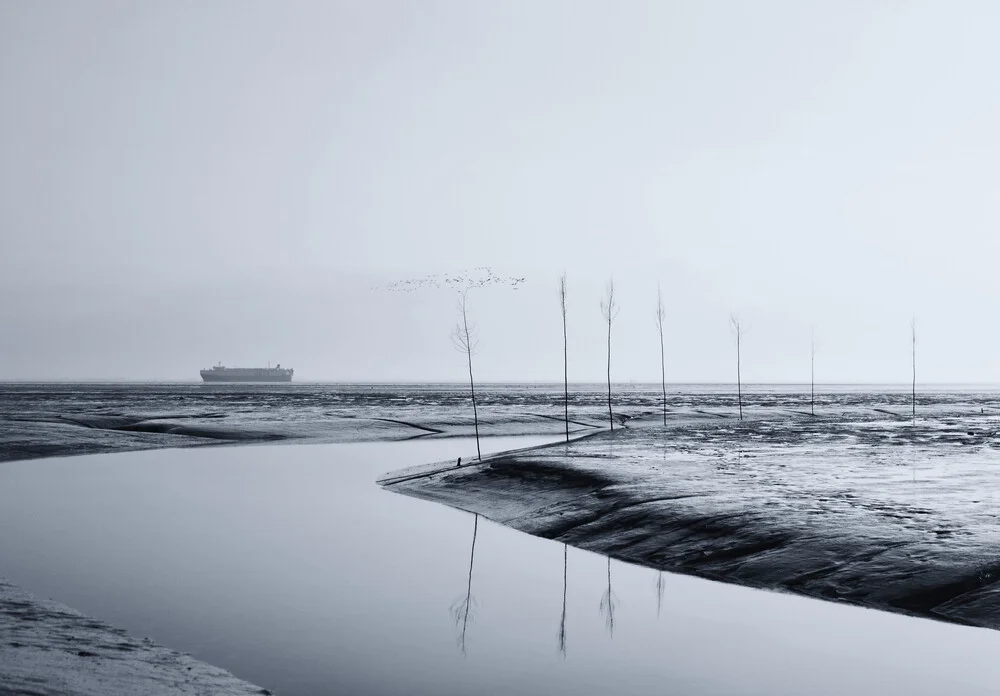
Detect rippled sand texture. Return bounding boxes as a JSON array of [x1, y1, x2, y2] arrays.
[[383, 397, 1000, 631], [5, 383, 996, 463], [0, 383, 610, 461]]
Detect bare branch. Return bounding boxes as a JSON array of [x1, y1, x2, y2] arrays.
[[729, 313, 747, 340], [450, 324, 468, 353], [451, 291, 480, 356], [600, 279, 619, 322], [655, 285, 665, 337]]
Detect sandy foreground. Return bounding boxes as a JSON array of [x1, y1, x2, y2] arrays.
[[0, 576, 271, 696], [382, 407, 1000, 631]]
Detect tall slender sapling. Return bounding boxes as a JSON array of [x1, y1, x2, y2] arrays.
[[559, 274, 569, 443], [451, 291, 481, 460], [911, 317, 916, 422], [730, 314, 746, 421], [811, 325, 816, 416], [655, 284, 667, 426], [601, 279, 619, 430]]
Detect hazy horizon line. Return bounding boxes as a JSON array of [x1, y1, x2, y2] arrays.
[[3, 379, 1000, 388]]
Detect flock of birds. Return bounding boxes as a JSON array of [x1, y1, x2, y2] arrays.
[[378, 266, 526, 293]]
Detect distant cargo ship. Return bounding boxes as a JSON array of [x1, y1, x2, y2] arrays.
[[200, 364, 294, 383]]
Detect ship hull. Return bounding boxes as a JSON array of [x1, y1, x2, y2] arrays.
[[200, 367, 294, 383], [200, 373, 292, 383]]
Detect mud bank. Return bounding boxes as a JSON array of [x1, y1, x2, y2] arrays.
[[382, 410, 1000, 631], [0, 576, 271, 696], [5, 382, 997, 464], [0, 383, 603, 463]]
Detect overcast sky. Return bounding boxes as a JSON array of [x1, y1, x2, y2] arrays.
[[3, 1, 1000, 383]]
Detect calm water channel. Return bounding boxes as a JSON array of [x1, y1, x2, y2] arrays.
[[1, 436, 1000, 695]]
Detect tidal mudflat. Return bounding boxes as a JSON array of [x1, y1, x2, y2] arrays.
[[0, 576, 271, 696], [0, 383, 602, 462], [5, 384, 1000, 694], [384, 398, 1000, 632], [5, 435, 1000, 695]]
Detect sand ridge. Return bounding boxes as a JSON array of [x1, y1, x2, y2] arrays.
[[383, 406, 1000, 631]]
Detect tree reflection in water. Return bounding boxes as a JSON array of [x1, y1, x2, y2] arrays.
[[599, 556, 617, 637], [557, 543, 567, 656], [450, 513, 479, 656], [656, 571, 665, 617]]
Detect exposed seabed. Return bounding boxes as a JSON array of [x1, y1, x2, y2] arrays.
[[6, 384, 1000, 692], [0, 576, 271, 696], [382, 405, 1000, 632]]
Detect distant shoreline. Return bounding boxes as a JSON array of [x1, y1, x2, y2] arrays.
[[4, 380, 1000, 388]]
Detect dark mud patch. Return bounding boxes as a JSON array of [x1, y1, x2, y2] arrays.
[[115, 422, 288, 441], [385, 420, 1000, 632], [481, 456, 616, 489], [371, 418, 445, 434]]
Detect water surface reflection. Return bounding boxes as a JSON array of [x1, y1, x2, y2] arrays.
[[0, 438, 999, 695], [558, 543, 567, 657], [451, 513, 479, 655]]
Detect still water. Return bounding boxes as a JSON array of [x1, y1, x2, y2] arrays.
[[1, 437, 1000, 695]]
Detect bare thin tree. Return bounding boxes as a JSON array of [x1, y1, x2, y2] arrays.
[[911, 317, 916, 422], [451, 291, 481, 461], [655, 284, 667, 426], [730, 314, 746, 421], [559, 274, 569, 443], [601, 279, 619, 431], [810, 325, 816, 417]]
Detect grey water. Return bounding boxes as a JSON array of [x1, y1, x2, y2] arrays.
[[2, 436, 1000, 695]]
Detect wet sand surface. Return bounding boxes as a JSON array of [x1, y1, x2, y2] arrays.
[[0, 576, 270, 696], [0, 383, 607, 462], [6, 384, 1000, 693], [0, 438, 1000, 696], [384, 403, 1000, 632], [5, 382, 996, 462], [5, 435, 1000, 695]]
